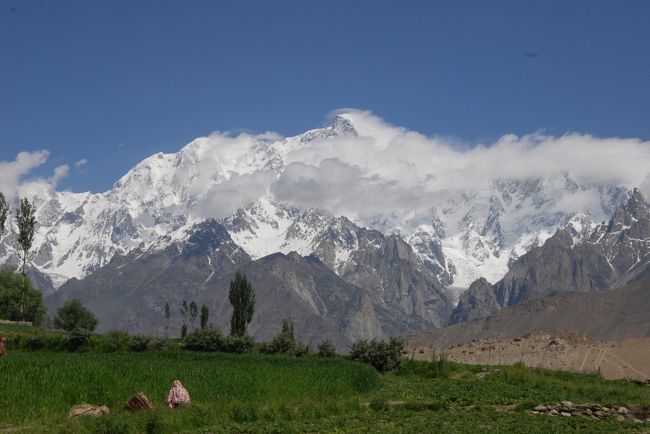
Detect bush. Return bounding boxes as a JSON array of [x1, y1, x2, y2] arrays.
[[0, 269, 45, 325], [127, 336, 150, 352], [181, 326, 253, 353], [181, 327, 225, 351], [104, 330, 131, 352], [401, 354, 457, 379], [261, 319, 309, 356], [55, 299, 98, 332], [317, 339, 337, 358], [146, 338, 167, 351], [65, 328, 92, 352], [349, 337, 404, 373], [222, 335, 254, 353]]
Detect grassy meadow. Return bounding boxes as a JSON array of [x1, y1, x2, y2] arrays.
[[1, 325, 650, 433]]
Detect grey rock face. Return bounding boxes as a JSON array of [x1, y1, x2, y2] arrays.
[[224, 201, 453, 332], [203, 252, 383, 349], [48, 220, 386, 348], [450, 189, 650, 324], [449, 278, 499, 324], [307, 218, 453, 332], [48, 219, 250, 336]]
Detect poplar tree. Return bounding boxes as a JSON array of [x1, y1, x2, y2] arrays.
[[200, 304, 209, 329], [228, 272, 256, 336], [16, 198, 36, 315], [189, 300, 198, 330]]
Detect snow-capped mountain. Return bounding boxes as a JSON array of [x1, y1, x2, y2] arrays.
[[0, 114, 636, 303], [450, 188, 650, 324]]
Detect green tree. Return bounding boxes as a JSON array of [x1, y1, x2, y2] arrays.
[[189, 300, 198, 330], [228, 272, 255, 336], [200, 304, 209, 329], [0, 269, 45, 324], [164, 302, 171, 338], [317, 339, 337, 358], [180, 299, 188, 338], [261, 319, 309, 356], [55, 299, 98, 332], [16, 198, 36, 315], [16, 198, 36, 277], [0, 192, 8, 237]]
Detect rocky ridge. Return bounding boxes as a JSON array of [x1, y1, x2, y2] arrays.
[[450, 189, 650, 324]]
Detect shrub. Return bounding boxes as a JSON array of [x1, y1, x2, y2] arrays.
[[293, 342, 310, 357], [349, 337, 404, 373], [317, 339, 337, 358], [402, 354, 456, 379], [146, 338, 167, 351], [181, 327, 226, 352], [127, 336, 150, 352], [261, 319, 309, 356], [55, 299, 98, 332], [0, 269, 45, 325], [181, 326, 252, 353], [104, 330, 131, 352], [65, 328, 92, 352], [222, 335, 254, 353]]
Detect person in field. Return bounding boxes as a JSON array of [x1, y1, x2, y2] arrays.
[[0, 337, 6, 357], [166, 379, 191, 408]]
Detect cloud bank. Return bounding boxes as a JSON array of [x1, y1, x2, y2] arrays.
[[272, 110, 650, 220], [4, 110, 650, 223]]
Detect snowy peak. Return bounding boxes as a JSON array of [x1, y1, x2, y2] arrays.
[[331, 115, 358, 136], [607, 188, 649, 233], [450, 190, 650, 325]]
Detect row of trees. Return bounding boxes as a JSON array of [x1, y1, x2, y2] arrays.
[[161, 271, 256, 339], [164, 299, 211, 338], [0, 193, 41, 323]]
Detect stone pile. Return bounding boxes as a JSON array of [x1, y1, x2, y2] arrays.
[[530, 401, 648, 423]]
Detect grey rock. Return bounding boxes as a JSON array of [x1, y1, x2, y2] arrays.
[[449, 190, 650, 325]]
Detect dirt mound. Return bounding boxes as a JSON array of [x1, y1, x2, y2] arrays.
[[404, 331, 650, 381]]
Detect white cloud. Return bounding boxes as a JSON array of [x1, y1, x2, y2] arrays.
[[4, 110, 650, 223], [272, 109, 650, 219], [75, 158, 88, 168], [0, 151, 50, 201], [49, 164, 70, 187], [195, 170, 276, 219]]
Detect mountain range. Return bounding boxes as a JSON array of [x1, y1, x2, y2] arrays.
[[1, 114, 649, 345], [450, 188, 650, 325]]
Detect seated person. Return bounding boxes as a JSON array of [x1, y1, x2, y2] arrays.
[[166, 379, 191, 408]]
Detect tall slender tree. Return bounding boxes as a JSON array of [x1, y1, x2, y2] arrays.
[[164, 302, 171, 338], [16, 198, 36, 315], [189, 300, 198, 330], [228, 272, 256, 336], [200, 304, 209, 329], [16, 198, 36, 277], [180, 299, 189, 338], [0, 192, 8, 238]]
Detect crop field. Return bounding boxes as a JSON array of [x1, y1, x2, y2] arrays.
[[2, 351, 650, 433]]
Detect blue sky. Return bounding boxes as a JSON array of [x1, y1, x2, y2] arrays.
[[1, 0, 649, 193]]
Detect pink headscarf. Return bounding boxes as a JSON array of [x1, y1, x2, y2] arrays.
[[166, 379, 191, 408]]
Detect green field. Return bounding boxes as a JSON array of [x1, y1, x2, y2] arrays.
[[1, 324, 650, 433]]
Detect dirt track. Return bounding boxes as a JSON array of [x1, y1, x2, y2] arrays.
[[404, 331, 650, 381]]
